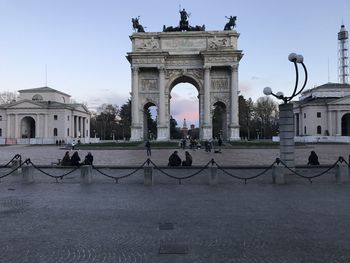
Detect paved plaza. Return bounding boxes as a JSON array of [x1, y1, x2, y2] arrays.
[[1, 144, 350, 262], [0, 143, 349, 166]]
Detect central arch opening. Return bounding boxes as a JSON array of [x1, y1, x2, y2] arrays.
[[21, 116, 35, 138], [170, 81, 199, 140], [341, 113, 350, 136]]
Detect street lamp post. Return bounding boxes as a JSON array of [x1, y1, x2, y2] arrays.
[[263, 53, 308, 168]]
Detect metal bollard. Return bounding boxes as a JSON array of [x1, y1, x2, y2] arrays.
[[208, 166, 218, 185], [22, 166, 34, 184], [144, 167, 153, 186], [272, 164, 285, 184], [335, 163, 349, 183], [80, 165, 93, 185]]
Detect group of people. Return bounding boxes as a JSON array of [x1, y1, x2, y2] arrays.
[[60, 151, 93, 166], [168, 151, 193, 166]]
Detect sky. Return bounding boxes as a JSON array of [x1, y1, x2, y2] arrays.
[[1, 0, 350, 127]]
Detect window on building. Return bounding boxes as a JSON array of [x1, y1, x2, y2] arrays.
[[317, 125, 322, 134], [0, 115, 2, 121], [54, 115, 58, 120], [67, 116, 70, 121], [67, 128, 69, 136], [32, 94, 43, 101], [54, 128, 58, 136], [304, 113, 306, 118], [317, 112, 321, 118], [304, 126, 306, 134], [0, 128, 2, 137]]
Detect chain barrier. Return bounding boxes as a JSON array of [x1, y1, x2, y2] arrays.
[[0, 154, 346, 184], [0, 157, 27, 180], [92, 159, 150, 184], [27, 159, 80, 182], [0, 154, 22, 168], [213, 159, 277, 184], [278, 157, 342, 184], [149, 159, 213, 184]]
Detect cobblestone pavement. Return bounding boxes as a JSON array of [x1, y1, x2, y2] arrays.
[[0, 143, 349, 166], [1, 180, 350, 262]]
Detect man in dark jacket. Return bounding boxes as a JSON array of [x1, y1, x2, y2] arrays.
[[168, 151, 182, 166]]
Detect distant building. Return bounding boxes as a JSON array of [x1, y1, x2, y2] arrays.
[[293, 83, 350, 138], [0, 87, 91, 145]]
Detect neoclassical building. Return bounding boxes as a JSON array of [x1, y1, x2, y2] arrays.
[[0, 87, 91, 145], [293, 83, 350, 138], [127, 30, 243, 141]]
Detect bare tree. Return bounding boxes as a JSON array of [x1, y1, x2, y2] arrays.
[[0, 91, 18, 104], [253, 96, 279, 139]]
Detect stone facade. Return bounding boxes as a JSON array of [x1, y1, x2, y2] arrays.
[[293, 83, 350, 137], [127, 31, 243, 141], [0, 87, 91, 145]]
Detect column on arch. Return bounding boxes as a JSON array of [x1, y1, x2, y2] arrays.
[[130, 66, 142, 141], [229, 64, 240, 140], [201, 66, 212, 140], [156, 66, 169, 141], [7, 114, 11, 139]]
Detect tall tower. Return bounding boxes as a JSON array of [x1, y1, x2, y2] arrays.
[[338, 24, 349, 84]]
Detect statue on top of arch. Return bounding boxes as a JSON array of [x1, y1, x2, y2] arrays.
[[163, 8, 205, 32]]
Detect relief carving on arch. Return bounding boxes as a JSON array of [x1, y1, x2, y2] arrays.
[[135, 38, 159, 51], [165, 69, 203, 86], [211, 78, 229, 91], [141, 94, 159, 108], [212, 94, 229, 108], [208, 38, 229, 50], [141, 79, 158, 92]]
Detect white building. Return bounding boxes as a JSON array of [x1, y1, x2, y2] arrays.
[[0, 87, 91, 145], [293, 83, 350, 142]]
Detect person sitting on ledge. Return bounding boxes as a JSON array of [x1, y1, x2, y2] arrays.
[[61, 151, 71, 166], [70, 151, 81, 166], [82, 152, 94, 165], [182, 151, 193, 166], [168, 151, 182, 166], [307, 150, 320, 165]]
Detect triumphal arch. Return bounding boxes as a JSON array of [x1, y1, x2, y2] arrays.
[[127, 13, 243, 141]]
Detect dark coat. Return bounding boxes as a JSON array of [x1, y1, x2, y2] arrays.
[[71, 152, 81, 166], [168, 152, 182, 166]]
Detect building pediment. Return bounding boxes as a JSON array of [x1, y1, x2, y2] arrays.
[[7, 100, 44, 109], [328, 96, 350, 105]]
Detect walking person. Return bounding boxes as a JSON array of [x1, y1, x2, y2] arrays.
[[145, 140, 151, 156]]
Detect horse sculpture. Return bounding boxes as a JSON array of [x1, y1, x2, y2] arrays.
[[132, 17, 145, 33], [224, 16, 236, 31]]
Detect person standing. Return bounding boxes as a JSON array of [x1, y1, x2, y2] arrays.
[[145, 140, 151, 156]]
